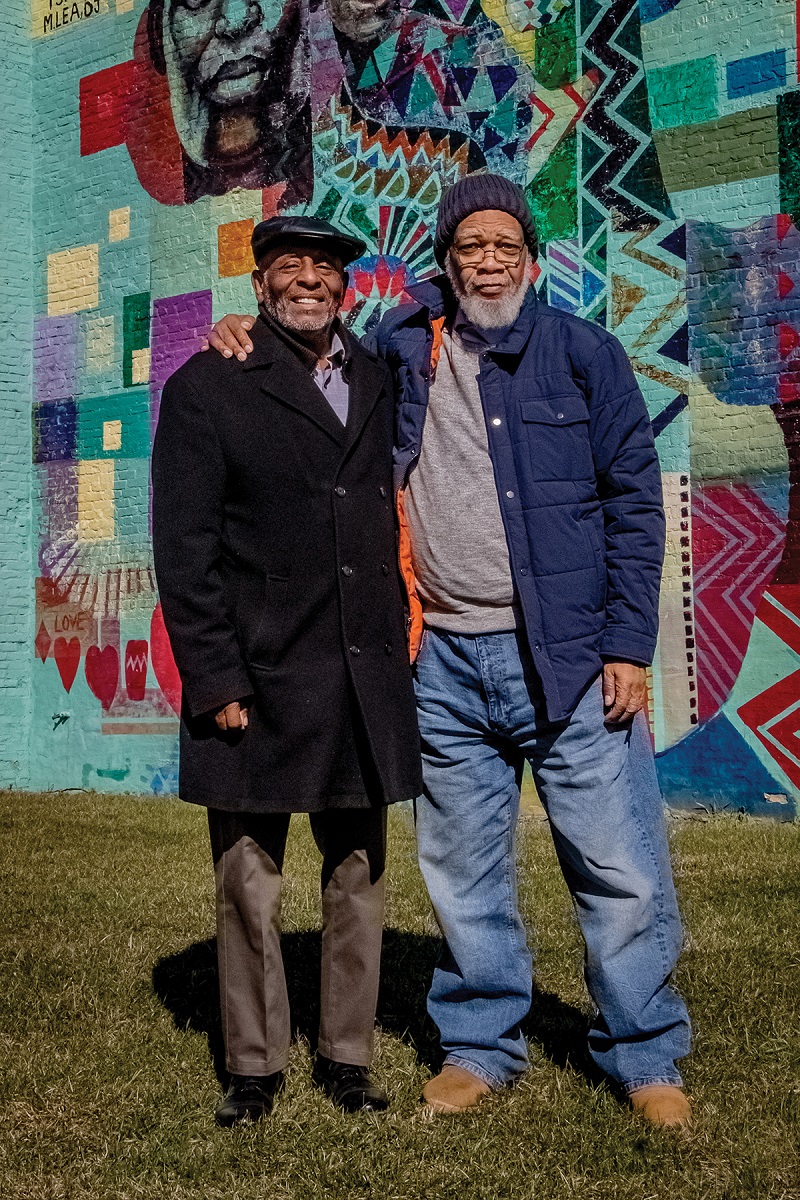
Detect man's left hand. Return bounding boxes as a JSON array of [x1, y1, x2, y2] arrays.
[[602, 662, 647, 724]]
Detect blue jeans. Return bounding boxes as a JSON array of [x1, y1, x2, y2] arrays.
[[413, 629, 691, 1092]]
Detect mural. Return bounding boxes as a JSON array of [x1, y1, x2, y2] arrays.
[[25, 0, 800, 815]]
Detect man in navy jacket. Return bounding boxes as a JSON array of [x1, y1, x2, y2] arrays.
[[208, 174, 692, 1127]]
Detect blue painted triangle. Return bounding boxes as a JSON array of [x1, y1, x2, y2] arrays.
[[660, 322, 689, 365], [488, 64, 517, 102], [452, 66, 477, 100], [658, 224, 686, 261]]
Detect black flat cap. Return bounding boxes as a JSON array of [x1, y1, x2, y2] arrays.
[[251, 216, 367, 268]]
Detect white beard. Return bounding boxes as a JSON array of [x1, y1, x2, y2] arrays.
[[446, 255, 531, 331]]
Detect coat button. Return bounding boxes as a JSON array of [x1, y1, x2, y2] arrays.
[[349, 644, 360, 656], [382, 562, 390, 575], [335, 485, 346, 496], [506, 490, 515, 499], [492, 417, 502, 426], [534, 642, 542, 652], [556, 412, 564, 420], [379, 485, 387, 498], [385, 641, 393, 655], [341, 565, 353, 576]]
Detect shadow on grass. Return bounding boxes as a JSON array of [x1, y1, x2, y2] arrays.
[[152, 931, 594, 1087]]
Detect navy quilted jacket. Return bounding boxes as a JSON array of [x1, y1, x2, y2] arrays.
[[371, 276, 665, 722]]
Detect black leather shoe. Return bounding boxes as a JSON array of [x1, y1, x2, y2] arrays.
[[312, 1056, 389, 1112], [214, 1073, 283, 1127]]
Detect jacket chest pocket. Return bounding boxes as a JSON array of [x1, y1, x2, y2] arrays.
[[519, 393, 593, 482]]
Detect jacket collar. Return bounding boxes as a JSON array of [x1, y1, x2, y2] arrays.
[[242, 314, 383, 450], [405, 274, 539, 354]]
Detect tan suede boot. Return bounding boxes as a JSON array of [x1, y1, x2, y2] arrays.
[[422, 1065, 493, 1113], [629, 1084, 692, 1128]]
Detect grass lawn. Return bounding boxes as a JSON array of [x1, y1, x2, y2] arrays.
[[1, 791, 798, 1200]]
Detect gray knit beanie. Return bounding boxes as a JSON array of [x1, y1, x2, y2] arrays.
[[433, 173, 538, 266]]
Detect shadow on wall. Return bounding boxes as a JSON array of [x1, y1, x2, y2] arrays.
[[151, 931, 592, 1085]]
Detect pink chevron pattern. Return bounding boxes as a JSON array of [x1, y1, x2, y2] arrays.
[[692, 483, 786, 723]]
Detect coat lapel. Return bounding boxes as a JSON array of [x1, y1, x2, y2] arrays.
[[342, 334, 387, 451], [244, 320, 346, 447]]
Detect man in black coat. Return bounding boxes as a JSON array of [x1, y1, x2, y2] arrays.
[[151, 216, 422, 1126]]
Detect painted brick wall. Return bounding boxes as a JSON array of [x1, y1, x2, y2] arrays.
[[6, 0, 800, 816], [0, 0, 34, 788]]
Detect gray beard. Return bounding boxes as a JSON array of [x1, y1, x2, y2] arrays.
[[262, 293, 336, 333], [446, 257, 531, 330]]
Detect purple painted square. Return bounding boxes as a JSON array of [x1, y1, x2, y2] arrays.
[[34, 315, 79, 403], [150, 290, 213, 429]]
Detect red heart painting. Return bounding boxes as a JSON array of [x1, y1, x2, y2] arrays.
[[53, 636, 80, 693], [85, 644, 119, 711], [150, 602, 182, 716], [125, 639, 149, 701]]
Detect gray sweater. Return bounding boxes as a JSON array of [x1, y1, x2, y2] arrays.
[[404, 317, 519, 634]]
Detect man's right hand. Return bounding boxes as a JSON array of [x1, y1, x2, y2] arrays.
[[202, 315, 255, 361], [214, 701, 249, 732]]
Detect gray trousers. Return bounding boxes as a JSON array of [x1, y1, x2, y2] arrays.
[[207, 806, 387, 1076]]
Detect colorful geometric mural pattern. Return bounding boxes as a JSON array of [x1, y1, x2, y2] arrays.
[[27, 0, 800, 815]]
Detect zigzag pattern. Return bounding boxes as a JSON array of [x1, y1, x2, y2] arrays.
[[692, 483, 785, 723], [580, 0, 671, 232]]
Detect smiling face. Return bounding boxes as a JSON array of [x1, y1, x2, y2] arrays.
[[252, 241, 347, 334], [445, 210, 531, 331]]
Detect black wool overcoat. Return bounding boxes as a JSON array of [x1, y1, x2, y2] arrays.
[[151, 317, 422, 814]]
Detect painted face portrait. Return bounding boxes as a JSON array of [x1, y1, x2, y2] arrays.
[[148, 0, 313, 201]]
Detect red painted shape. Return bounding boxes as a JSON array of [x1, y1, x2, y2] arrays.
[[150, 603, 182, 715], [125, 639, 149, 701], [756, 589, 800, 656], [124, 13, 185, 205], [779, 323, 800, 359], [79, 62, 134, 156], [777, 213, 794, 241], [261, 183, 287, 220], [353, 268, 373, 296], [374, 257, 391, 297], [85, 644, 120, 711], [53, 636, 81, 693], [738, 667, 800, 790], [778, 271, 795, 300], [34, 622, 51, 663], [692, 482, 785, 723]]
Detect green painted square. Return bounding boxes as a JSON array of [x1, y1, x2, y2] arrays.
[[123, 292, 150, 388], [648, 56, 718, 131], [77, 391, 151, 461]]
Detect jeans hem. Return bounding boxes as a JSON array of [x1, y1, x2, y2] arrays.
[[444, 1055, 519, 1091], [622, 1075, 684, 1096]]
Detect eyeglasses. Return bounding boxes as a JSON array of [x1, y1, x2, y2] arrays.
[[452, 242, 525, 267]]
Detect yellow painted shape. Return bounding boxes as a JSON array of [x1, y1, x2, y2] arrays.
[[479, 0, 536, 65], [85, 316, 115, 372], [115, 0, 134, 11], [130, 347, 151, 385], [102, 420, 122, 451], [690, 378, 787, 480], [109, 207, 130, 242], [78, 460, 115, 542], [47, 245, 99, 316]]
